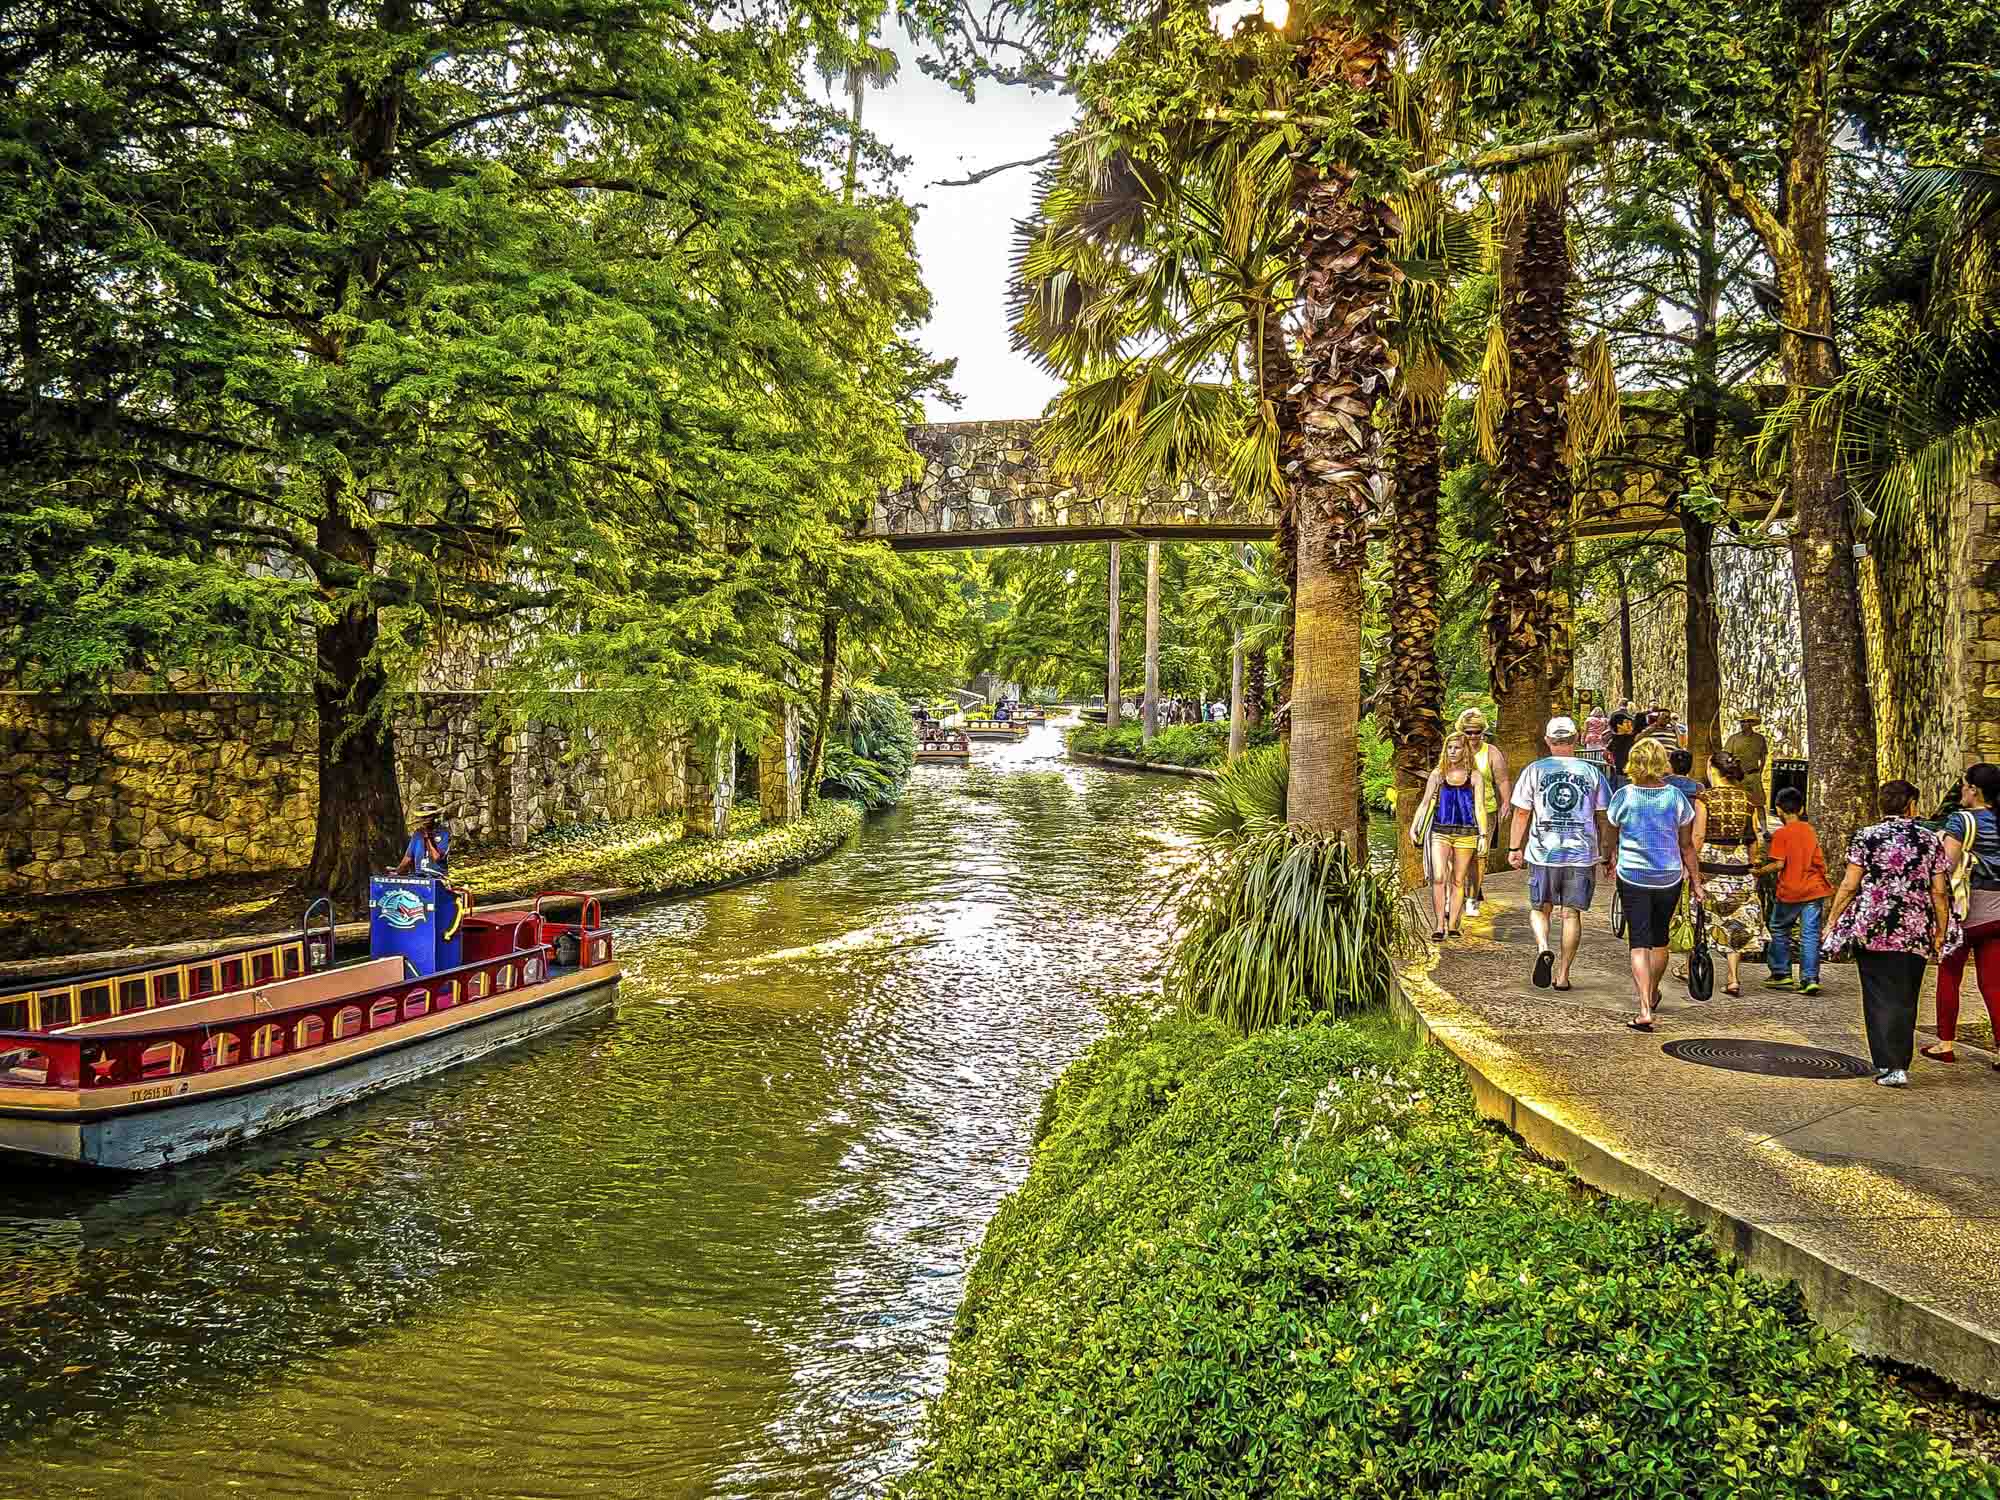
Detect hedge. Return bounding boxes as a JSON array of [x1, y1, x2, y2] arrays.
[[898, 1016, 1998, 1499], [1069, 721, 1279, 770], [456, 799, 862, 901]]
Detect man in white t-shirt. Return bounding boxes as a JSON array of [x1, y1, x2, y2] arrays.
[[1507, 716, 1612, 991]]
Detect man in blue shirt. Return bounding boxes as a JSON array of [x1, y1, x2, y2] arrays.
[[395, 803, 451, 876]]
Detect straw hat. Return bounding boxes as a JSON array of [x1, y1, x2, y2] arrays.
[[1732, 707, 1764, 724], [1454, 707, 1489, 733], [412, 802, 448, 822]]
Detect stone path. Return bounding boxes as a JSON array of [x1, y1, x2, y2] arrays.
[[1400, 869, 2000, 1398]]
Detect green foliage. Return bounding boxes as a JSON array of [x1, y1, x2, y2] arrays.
[[901, 1020, 2000, 1499], [593, 800, 862, 895], [1183, 743, 1289, 841], [820, 683, 918, 809], [0, 0, 947, 883], [1163, 827, 1419, 1031], [1358, 713, 1394, 811], [1070, 720, 1278, 769]]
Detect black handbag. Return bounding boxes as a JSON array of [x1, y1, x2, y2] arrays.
[[1688, 902, 1715, 1000], [1610, 882, 1626, 938]]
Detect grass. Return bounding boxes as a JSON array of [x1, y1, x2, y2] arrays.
[[897, 1014, 2000, 1498], [1069, 720, 1280, 770]]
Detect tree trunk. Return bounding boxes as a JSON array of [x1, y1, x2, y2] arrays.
[[1246, 650, 1267, 728], [303, 517, 404, 905], [1286, 21, 1398, 851], [803, 609, 838, 804], [1683, 186, 1723, 773], [1105, 541, 1122, 731], [1774, 22, 1877, 861], [1229, 626, 1247, 761], [1618, 569, 1635, 704], [1143, 540, 1161, 742], [1485, 173, 1574, 814], [1384, 396, 1445, 890], [1258, 300, 1302, 749]]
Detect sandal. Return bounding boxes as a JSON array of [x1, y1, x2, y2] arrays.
[[1533, 950, 1555, 989], [1625, 1018, 1655, 1033], [1432, 929, 1446, 942], [1921, 1042, 1958, 1062], [1552, 981, 1573, 992], [1723, 984, 1742, 998]]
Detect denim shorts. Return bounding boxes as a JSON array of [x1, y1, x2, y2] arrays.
[[1529, 863, 1597, 911]]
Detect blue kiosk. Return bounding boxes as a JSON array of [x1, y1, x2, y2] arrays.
[[367, 876, 465, 979]]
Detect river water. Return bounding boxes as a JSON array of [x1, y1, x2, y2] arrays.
[[0, 727, 1205, 1498]]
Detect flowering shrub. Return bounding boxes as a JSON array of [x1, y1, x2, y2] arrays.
[[900, 1019, 1997, 1499]]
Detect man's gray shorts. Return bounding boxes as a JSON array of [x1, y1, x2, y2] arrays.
[[1529, 862, 1597, 910]]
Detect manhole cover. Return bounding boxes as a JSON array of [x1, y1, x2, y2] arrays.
[[1661, 1038, 1875, 1079]]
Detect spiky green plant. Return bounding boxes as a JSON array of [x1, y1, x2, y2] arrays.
[[1165, 772, 1423, 1031]]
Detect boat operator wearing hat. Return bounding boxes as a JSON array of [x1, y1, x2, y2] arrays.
[[1723, 708, 1771, 822], [394, 803, 452, 877]]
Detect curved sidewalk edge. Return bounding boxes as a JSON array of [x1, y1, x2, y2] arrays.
[[1392, 964, 2000, 1399], [1065, 748, 1221, 780]]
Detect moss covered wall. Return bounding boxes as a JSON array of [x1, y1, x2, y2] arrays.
[[0, 692, 687, 898]]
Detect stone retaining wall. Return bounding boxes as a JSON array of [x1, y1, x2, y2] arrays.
[[0, 692, 688, 897]]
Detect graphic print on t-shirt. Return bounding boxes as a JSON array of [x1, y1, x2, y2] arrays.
[[1512, 757, 1609, 866]]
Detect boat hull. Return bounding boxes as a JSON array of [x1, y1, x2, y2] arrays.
[[0, 965, 620, 1171], [964, 727, 1029, 740]]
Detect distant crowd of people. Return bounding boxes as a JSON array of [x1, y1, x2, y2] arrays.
[[1407, 703, 2000, 1090]]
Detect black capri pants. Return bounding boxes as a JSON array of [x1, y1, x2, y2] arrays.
[[1618, 878, 1684, 949]]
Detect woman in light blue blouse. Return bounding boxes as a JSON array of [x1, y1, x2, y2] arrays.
[[1603, 738, 1701, 1032]]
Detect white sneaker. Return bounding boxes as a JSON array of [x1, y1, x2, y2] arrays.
[[1465, 900, 1482, 917], [1875, 1069, 1909, 1088]]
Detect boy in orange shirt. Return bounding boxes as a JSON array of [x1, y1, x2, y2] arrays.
[[1759, 786, 1834, 994]]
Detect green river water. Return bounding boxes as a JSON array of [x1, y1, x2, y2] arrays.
[[0, 728, 1213, 1498]]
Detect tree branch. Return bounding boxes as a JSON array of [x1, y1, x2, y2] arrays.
[[930, 148, 1059, 187]]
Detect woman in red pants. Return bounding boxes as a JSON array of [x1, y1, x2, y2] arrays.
[[1927, 762, 2000, 1068]]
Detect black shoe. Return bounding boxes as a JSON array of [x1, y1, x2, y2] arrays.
[[1532, 950, 1555, 989]]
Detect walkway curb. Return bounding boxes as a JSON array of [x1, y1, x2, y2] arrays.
[[1391, 959, 2000, 1398], [0, 816, 864, 987], [1065, 749, 1221, 781]]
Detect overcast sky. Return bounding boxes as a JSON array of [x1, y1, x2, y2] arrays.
[[848, 48, 1075, 421]]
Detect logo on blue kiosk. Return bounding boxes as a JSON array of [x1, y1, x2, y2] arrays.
[[376, 888, 429, 930]]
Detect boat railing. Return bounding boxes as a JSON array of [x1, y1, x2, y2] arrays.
[[0, 930, 324, 1037], [0, 930, 608, 1094]]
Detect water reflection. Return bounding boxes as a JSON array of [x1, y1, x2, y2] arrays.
[[0, 726, 1200, 1498]]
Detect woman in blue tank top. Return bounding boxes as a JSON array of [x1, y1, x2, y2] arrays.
[[1410, 733, 1489, 942]]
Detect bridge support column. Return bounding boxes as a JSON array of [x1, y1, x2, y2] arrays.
[[758, 699, 801, 824], [1106, 542, 1122, 730], [1144, 541, 1161, 743], [685, 727, 736, 839]]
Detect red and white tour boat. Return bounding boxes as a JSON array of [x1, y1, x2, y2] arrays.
[[0, 878, 621, 1170]]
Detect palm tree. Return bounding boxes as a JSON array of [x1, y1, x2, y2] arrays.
[[1187, 543, 1288, 757], [1285, 11, 1401, 849]]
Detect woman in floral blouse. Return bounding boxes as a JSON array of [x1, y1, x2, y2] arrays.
[[1825, 780, 1954, 1088]]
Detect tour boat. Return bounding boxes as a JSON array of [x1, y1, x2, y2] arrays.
[[0, 880, 620, 1170], [965, 721, 1031, 741], [916, 728, 972, 764]]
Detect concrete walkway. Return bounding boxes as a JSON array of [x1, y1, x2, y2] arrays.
[[1399, 869, 2000, 1397]]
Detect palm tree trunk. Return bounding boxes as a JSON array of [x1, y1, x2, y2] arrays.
[[1246, 650, 1266, 728], [1384, 396, 1445, 889], [1286, 22, 1398, 850], [1229, 625, 1247, 761], [1105, 541, 1122, 731], [1486, 173, 1574, 826], [1258, 306, 1302, 749], [1143, 541, 1160, 742]]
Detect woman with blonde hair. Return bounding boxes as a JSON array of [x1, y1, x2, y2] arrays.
[[1409, 732, 1488, 941], [1604, 736, 1701, 1031]]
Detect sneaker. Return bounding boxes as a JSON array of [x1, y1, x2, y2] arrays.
[[1875, 1069, 1909, 1088], [1799, 981, 1821, 996], [1465, 899, 1482, 917], [1764, 975, 1797, 991]]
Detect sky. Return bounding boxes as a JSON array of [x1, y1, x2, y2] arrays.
[[848, 45, 1075, 421]]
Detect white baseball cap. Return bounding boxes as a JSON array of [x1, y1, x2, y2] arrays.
[[1545, 716, 1578, 741]]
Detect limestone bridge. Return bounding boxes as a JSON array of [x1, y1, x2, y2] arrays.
[[861, 415, 1759, 550]]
